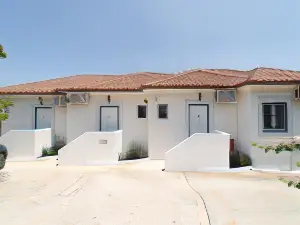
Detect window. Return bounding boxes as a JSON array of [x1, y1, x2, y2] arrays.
[[158, 104, 168, 119], [262, 103, 287, 132], [137, 105, 147, 118]]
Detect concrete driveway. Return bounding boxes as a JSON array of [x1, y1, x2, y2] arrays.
[[0, 159, 300, 225], [185, 172, 300, 225], [0, 159, 203, 225]]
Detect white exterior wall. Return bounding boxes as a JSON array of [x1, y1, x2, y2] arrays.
[[147, 90, 237, 159], [165, 131, 230, 171], [54, 106, 67, 144], [66, 94, 148, 153], [1, 96, 54, 135], [251, 145, 300, 171], [58, 130, 122, 166], [237, 85, 300, 155], [0, 128, 52, 159]]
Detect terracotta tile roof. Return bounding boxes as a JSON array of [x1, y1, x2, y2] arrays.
[[0, 75, 120, 94], [1, 67, 300, 94], [143, 69, 250, 88], [143, 68, 300, 88], [0, 73, 173, 94], [247, 68, 300, 83], [62, 72, 173, 91]]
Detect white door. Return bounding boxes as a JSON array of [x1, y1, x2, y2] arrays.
[[189, 105, 208, 136], [35, 107, 52, 129], [100, 107, 119, 131]]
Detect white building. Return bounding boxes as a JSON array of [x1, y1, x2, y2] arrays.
[[1, 68, 300, 169]]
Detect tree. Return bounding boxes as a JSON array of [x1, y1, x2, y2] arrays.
[[0, 44, 7, 58], [0, 44, 13, 121], [0, 98, 14, 121]]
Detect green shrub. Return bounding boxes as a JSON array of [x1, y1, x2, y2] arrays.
[[239, 152, 252, 166], [41, 147, 50, 157], [119, 141, 148, 161], [230, 151, 251, 168], [40, 145, 64, 157]]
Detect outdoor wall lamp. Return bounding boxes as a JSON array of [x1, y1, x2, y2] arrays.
[[107, 95, 111, 104], [38, 97, 44, 105], [144, 98, 148, 104], [198, 93, 202, 101], [155, 96, 159, 105]]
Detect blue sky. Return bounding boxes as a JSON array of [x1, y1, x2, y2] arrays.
[[1, 0, 300, 86]]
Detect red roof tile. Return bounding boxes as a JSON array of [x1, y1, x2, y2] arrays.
[[62, 73, 173, 91], [247, 68, 300, 83], [143, 69, 249, 88], [1, 67, 300, 94]]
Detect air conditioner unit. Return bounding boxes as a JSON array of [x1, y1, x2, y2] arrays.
[[53, 96, 68, 107], [294, 85, 300, 100], [69, 93, 89, 105], [216, 90, 237, 103]]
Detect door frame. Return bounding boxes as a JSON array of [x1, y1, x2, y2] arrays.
[[188, 104, 209, 136], [99, 106, 120, 131], [34, 106, 52, 129]]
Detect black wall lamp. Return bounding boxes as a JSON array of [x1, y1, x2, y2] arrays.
[[198, 93, 202, 101], [38, 97, 44, 105], [107, 95, 111, 104]]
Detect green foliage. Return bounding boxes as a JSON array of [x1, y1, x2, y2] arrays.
[[119, 141, 148, 161], [253, 141, 300, 189], [0, 44, 7, 58], [230, 151, 251, 168], [41, 148, 49, 157], [279, 177, 300, 189], [41, 145, 62, 157], [0, 98, 14, 122], [252, 142, 300, 154]]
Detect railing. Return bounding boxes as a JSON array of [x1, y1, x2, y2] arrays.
[[165, 130, 230, 172]]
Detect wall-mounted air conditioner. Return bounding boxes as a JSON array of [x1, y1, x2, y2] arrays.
[[294, 85, 300, 100], [216, 90, 237, 103], [53, 96, 68, 107], [69, 93, 89, 105]]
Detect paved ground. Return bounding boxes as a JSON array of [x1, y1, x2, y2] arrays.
[[186, 172, 300, 225], [0, 159, 204, 225], [1, 159, 300, 225]]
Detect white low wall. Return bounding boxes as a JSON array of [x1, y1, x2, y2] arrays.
[[165, 130, 230, 172], [0, 128, 52, 160], [58, 130, 122, 166], [251, 139, 300, 171]]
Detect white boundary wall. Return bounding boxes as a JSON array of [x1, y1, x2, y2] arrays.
[[251, 138, 300, 171], [165, 130, 230, 172], [0, 128, 52, 160], [58, 130, 122, 166]]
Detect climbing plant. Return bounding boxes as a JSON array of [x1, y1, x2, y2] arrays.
[[252, 142, 300, 189]]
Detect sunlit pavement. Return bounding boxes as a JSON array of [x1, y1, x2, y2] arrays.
[[1, 158, 300, 225]]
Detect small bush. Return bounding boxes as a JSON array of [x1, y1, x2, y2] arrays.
[[119, 141, 148, 161], [230, 151, 251, 168], [40, 145, 64, 157], [41, 147, 50, 157], [230, 152, 241, 168]]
